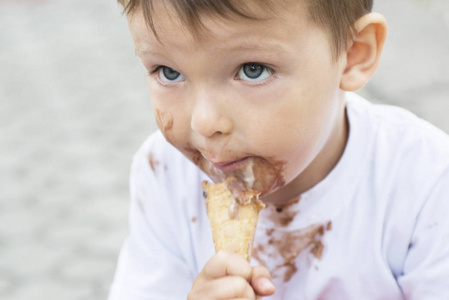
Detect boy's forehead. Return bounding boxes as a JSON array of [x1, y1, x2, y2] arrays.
[[130, 0, 310, 54]]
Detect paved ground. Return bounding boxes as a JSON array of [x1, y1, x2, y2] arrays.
[[0, 0, 448, 299]]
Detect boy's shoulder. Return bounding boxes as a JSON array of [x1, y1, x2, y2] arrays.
[[346, 93, 449, 201], [131, 130, 194, 175], [132, 130, 172, 164], [348, 92, 449, 162], [130, 130, 206, 192]]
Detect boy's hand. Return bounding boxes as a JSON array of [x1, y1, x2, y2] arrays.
[[188, 250, 275, 299]]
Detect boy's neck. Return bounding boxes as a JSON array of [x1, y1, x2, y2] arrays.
[[261, 91, 349, 205]]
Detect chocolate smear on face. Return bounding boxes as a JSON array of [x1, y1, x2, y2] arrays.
[[182, 146, 202, 167], [215, 156, 286, 196], [155, 109, 173, 133], [183, 146, 202, 166], [181, 150, 285, 197], [249, 157, 286, 195]]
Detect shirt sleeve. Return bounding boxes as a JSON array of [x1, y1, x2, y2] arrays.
[[397, 167, 449, 299], [108, 135, 196, 300]]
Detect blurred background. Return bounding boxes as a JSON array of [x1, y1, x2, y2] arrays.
[[0, 0, 448, 299]]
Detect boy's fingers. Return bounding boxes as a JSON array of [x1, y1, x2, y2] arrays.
[[203, 250, 252, 281], [226, 253, 252, 281], [251, 266, 276, 296], [208, 275, 256, 299]]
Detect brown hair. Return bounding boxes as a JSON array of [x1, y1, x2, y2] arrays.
[[117, 0, 373, 58]]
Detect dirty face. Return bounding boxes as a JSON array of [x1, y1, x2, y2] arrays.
[[128, 2, 348, 202]]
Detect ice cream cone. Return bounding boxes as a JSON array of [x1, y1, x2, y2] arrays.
[[202, 176, 265, 261]]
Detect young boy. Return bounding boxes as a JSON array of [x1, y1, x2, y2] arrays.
[[109, 0, 449, 299]]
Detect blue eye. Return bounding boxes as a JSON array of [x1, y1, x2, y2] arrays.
[[238, 63, 272, 82], [159, 66, 185, 82]]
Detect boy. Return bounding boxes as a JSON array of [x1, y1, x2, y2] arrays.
[[109, 0, 449, 299]]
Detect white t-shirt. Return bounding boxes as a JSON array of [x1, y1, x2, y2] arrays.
[[109, 93, 449, 300]]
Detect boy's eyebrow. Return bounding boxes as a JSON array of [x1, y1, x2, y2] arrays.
[[214, 40, 286, 54], [135, 40, 286, 57], [135, 47, 157, 57]]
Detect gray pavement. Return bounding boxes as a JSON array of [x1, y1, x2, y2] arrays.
[[0, 0, 448, 299]]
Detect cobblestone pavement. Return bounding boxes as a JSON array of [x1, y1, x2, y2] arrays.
[[1, 0, 448, 299]]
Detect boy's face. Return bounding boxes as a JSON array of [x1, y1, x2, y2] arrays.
[[128, 2, 348, 202]]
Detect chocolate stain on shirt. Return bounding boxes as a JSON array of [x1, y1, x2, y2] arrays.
[[148, 153, 160, 171], [267, 196, 302, 227], [253, 221, 332, 282], [428, 222, 438, 229], [326, 221, 333, 231], [252, 244, 268, 268]]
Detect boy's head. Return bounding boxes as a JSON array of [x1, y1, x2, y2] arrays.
[[120, 0, 386, 204]]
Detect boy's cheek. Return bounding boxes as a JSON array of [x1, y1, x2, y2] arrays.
[[153, 108, 184, 148], [154, 109, 174, 134]]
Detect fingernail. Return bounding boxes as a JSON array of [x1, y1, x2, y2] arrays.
[[260, 277, 275, 291]]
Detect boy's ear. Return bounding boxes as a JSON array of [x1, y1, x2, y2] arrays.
[[340, 13, 388, 91]]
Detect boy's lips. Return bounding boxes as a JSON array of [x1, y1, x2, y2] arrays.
[[210, 157, 250, 171]]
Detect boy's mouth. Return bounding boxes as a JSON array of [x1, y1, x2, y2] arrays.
[[206, 155, 285, 195], [210, 157, 251, 172], [183, 146, 285, 196]]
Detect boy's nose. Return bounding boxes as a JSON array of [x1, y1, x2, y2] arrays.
[[190, 95, 233, 138]]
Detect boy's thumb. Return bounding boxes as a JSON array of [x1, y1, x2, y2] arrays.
[[258, 277, 275, 293], [251, 266, 275, 296]]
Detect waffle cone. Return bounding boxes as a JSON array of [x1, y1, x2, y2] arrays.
[[202, 177, 265, 261]]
